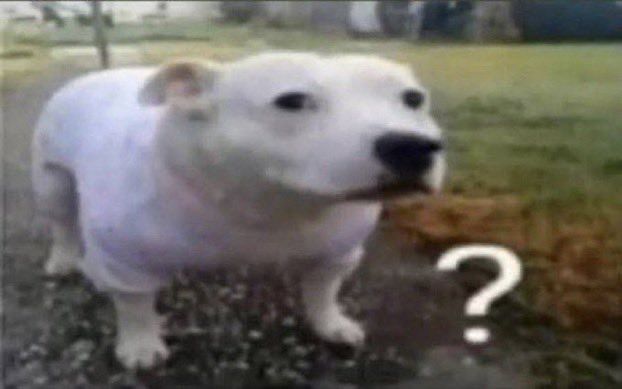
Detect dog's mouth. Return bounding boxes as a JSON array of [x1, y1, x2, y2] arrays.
[[336, 179, 432, 202]]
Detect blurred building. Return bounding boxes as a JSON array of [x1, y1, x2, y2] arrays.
[[0, 1, 221, 25], [219, 0, 622, 42], [513, 0, 622, 41], [110, 1, 220, 24], [0, 1, 41, 22], [2, 1, 621, 41]]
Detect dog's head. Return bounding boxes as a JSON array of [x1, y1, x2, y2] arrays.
[[140, 52, 445, 202]]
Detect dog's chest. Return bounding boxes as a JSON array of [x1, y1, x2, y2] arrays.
[[90, 185, 380, 268]]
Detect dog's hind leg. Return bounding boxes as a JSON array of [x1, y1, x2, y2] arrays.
[[33, 161, 83, 275]]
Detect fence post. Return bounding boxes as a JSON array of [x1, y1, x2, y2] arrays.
[[91, 0, 109, 68]]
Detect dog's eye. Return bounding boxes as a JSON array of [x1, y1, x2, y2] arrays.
[[402, 89, 425, 110], [274, 92, 313, 111]]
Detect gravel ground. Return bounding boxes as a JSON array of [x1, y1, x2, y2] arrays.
[[1, 65, 612, 388]]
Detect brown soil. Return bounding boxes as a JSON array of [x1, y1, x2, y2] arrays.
[[386, 195, 622, 332]]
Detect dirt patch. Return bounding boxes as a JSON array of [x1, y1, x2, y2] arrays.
[[386, 195, 622, 332], [386, 195, 529, 251]]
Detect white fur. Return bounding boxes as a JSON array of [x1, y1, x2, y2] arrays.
[[32, 52, 445, 368]]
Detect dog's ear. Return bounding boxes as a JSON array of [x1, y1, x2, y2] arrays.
[[138, 60, 220, 106]]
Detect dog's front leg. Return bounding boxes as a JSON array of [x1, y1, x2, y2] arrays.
[[301, 246, 365, 347], [112, 292, 169, 369]]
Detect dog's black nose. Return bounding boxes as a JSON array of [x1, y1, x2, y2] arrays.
[[374, 132, 443, 177]]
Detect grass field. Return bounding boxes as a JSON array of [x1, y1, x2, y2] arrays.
[[2, 21, 621, 387]]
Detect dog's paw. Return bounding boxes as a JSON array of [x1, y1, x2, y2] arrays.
[[115, 334, 169, 369], [313, 314, 365, 348], [44, 248, 81, 276]]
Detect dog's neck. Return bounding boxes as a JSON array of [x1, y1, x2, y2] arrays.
[[152, 111, 334, 229]]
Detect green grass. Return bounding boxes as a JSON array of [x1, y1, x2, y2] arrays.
[[407, 45, 622, 219]]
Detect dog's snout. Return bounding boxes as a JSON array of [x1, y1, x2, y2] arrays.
[[374, 132, 443, 177]]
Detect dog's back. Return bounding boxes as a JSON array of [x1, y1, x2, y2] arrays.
[[33, 67, 155, 169]]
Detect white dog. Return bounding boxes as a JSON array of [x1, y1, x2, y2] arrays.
[[32, 52, 445, 369]]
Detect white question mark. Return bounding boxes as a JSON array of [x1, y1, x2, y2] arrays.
[[436, 244, 523, 344]]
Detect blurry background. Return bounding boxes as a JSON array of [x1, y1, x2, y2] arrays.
[[2, 1, 621, 388]]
